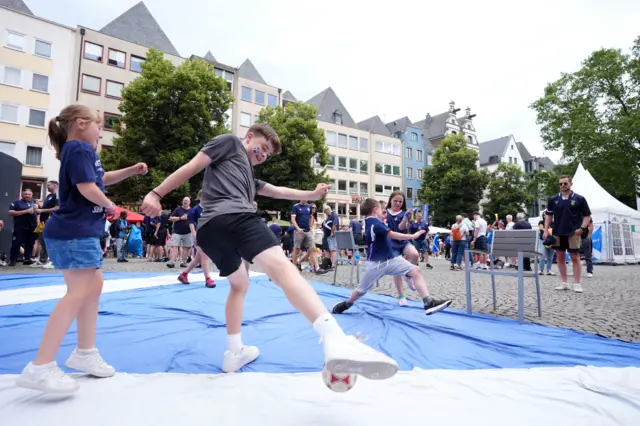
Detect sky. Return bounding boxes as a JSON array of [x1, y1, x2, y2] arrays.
[[23, 0, 640, 163]]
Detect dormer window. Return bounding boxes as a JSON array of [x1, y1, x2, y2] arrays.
[[333, 110, 343, 125]]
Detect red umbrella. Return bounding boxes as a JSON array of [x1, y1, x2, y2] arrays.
[[107, 206, 145, 223]]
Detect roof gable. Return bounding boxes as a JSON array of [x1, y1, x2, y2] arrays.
[[307, 87, 358, 129], [238, 59, 267, 85], [0, 0, 32, 14], [385, 116, 412, 135], [283, 90, 296, 102], [414, 111, 456, 140], [478, 135, 513, 165], [100, 1, 180, 57], [516, 142, 533, 162], [358, 116, 391, 136], [204, 51, 216, 62]]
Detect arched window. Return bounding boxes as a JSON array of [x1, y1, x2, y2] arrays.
[[467, 135, 473, 144]]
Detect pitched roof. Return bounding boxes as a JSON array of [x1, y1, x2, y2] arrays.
[[307, 87, 358, 130], [516, 142, 533, 162], [100, 1, 180, 57], [238, 59, 267, 84], [536, 156, 555, 170], [358, 116, 391, 136], [479, 135, 512, 166], [0, 0, 32, 14], [385, 116, 412, 136], [204, 51, 216, 62], [413, 111, 456, 140], [283, 90, 296, 102]]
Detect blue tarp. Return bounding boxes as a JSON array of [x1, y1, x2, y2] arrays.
[[0, 274, 639, 375], [0, 272, 178, 290]]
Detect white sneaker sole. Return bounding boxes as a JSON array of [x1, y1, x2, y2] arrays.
[[65, 359, 115, 378], [425, 300, 452, 315], [221, 350, 260, 373], [325, 358, 398, 380], [15, 377, 79, 394]]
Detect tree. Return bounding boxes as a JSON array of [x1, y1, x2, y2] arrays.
[[483, 162, 533, 218], [530, 35, 640, 208], [253, 102, 330, 217], [418, 133, 489, 226], [100, 48, 233, 208], [526, 162, 578, 205]]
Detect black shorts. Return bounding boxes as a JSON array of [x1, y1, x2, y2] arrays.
[[144, 232, 155, 245], [197, 213, 280, 277], [153, 231, 167, 247]]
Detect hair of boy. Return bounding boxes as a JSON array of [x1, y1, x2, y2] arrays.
[[248, 123, 282, 155], [360, 198, 379, 217], [48, 105, 101, 159], [386, 190, 407, 211]]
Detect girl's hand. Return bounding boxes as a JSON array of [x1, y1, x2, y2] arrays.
[[142, 192, 162, 217]]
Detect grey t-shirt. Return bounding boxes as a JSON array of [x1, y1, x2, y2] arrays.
[[197, 134, 266, 229]]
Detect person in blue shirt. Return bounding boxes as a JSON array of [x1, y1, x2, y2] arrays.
[[16, 105, 147, 395], [321, 205, 339, 266], [177, 190, 215, 288], [268, 217, 282, 241], [349, 217, 363, 246], [408, 212, 433, 268], [332, 198, 452, 316], [37, 180, 59, 265], [291, 200, 320, 272], [114, 211, 129, 262], [543, 175, 591, 293], [7, 188, 38, 266]]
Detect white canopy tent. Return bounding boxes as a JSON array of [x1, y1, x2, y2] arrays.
[[571, 164, 640, 263]]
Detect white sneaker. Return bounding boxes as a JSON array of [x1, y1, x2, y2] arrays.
[[573, 284, 584, 293], [221, 346, 260, 373], [555, 282, 571, 291], [323, 334, 399, 380], [65, 348, 115, 377], [397, 296, 408, 306], [586, 273, 593, 278], [42, 262, 54, 269], [547, 271, 556, 276], [16, 361, 79, 394]]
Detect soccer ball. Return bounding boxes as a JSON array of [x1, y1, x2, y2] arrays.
[[322, 364, 357, 392]]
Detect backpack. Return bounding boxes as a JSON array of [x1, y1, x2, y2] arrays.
[[451, 226, 463, 241], [109, 219, 119, 238]]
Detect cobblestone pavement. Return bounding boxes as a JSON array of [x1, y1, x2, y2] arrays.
[[3, 256, 640, 342]]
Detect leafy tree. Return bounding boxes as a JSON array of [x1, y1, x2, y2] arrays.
[[483, 162, 533, 218], [526, 162, 578, 204], [530, 35, 640, 208], [418, 133, 489, 226], [253, 102, 330, 217], [101, 48, 233, 209]]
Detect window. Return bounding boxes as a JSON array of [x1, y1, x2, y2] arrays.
[[106, 80, 124, 99], [6, 31, 24, 50], [215, 68, 234, 91], [410, 132, 418, 142], [241, 86, 252, 102], [328, 154, 335, 169], [393, 144, 401, 156], [108, 49, 126, 68], [3, 67, 21, 86], [511, 145, 514, 150], [375, 163, 383, 173], [267, 94, 277, 107], [326, 131, 336, 146], [360, 182, 368, 195], [406, 147, 412, 159], [0, 103, 18, 123], [360, 159, 368, 174], [34, 40, 52, 58], [338, 180, 347, 194], [338, 156, 347, 170], [467, 135, 473, 144], [25, 147, 42, 166], [406, 167, 413, 179], [240, 112, 251, 127], [509, 157, 512, 163], [104, 113, 121, 131], [334, 111, 343, 125], [21, 179, 45, 199], [393, 166, 400, 176], [130, 55, 145, 72], [375, 184, 383, 194], [349, 136, 358, 150], [83, 41, 103, 62], [81, 74, 101, 94], [0, 141, 15, 156], [28, 109, 45, 127], [393, 186, 400, 192], [349, 158, 357, 171], [32, 74, 48, 92], [338, 134, 347, 148], [384, 164, 392, 175], [254, 115, 259, 123], [417, 150, 423, 162], [360, 138, 368, 152], [375, 141, 400, 155], [255, 91, 265, 105], [349, 181, 358, 194], [417, 169, 423, 179], [407, 187, 413, 199]]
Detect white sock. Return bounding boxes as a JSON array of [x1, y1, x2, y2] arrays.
[[77, 348, 97, 355], [313, 313, 345, 339], [228, 333, 243, 353]]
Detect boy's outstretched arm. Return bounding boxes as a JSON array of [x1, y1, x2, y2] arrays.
[[388, 230, 425, 241], [258, 183, 330, 201]]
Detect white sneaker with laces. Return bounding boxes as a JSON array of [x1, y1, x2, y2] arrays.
[[573, 284, 584, 293], [555, 282, 571, 291], [222, 346, 260, 373], [65, 348, 115, 377], [586, 273, 593, 278], [323, 334, 399, 380], [16, 361, 79, 394]]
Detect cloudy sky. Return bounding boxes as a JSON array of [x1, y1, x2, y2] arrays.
[[25, 0, 640, 162]]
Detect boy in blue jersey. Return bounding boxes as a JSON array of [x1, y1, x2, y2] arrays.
[[333, 198, 452, 315]]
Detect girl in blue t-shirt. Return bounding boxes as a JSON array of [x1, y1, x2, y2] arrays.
[[386, 191, 421, 306], [16, 105, 147, 395]]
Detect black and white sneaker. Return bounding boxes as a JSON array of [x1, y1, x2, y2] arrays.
[[332, 301, 353, 314], [424, 298, 452, 315]]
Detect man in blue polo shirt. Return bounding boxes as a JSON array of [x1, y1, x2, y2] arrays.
[[291, 200, 319, 272], [543, 175, 591, 293], [8, 188, 38, 266]]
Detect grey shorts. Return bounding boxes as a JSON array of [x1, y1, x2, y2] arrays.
[[357, 256, 418, 293], [294, 230, 315, 250], [170, 232, 193, 248]]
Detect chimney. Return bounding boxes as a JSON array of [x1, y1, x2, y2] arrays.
[[425, 113, 432, 128]]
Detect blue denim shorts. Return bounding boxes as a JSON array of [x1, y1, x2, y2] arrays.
[[45, 237, 103, 270]]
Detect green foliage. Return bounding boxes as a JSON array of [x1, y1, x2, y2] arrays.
[[253, 102, 330, 216], [530, 35, 640, 207], [483, 162, 534, 218], [526, 163, 579, 205], [418, 133, 489, 226], [100, 49, 233, 208]]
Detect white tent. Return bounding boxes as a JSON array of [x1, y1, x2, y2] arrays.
[[571, 164, 640, 263]]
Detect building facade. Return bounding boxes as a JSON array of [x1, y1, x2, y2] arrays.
[[413, 101, 479, 153], [234, 59, 282, 137], [0, 3, 76, 200]]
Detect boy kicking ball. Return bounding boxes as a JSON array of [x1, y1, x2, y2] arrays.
[[333, 198, 452, 315], [141, 124, 399, 382]]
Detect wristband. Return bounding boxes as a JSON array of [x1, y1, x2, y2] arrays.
[[151, 190, 163, 199]]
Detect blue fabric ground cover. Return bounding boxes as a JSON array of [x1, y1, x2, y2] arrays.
[[0, 274, 638, 375], [0, 272, 178, 290]]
